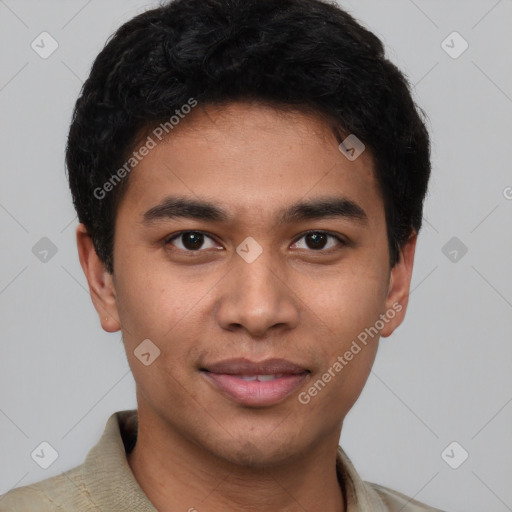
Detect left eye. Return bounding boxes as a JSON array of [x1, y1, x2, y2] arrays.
[[291, 232, 344, 251], [166, 231, 220, 251]]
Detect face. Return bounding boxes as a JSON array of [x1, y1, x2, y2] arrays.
[[78, 102, 415, 467]]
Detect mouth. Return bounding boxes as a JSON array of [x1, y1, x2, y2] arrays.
[[200, 358, 310, 407]]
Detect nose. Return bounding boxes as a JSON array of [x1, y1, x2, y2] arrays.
[[215, 249, 300, 338]]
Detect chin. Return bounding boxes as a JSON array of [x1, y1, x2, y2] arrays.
[[210, 434, 303, 469]]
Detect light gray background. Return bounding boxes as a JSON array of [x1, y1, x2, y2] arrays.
[[1, 1, 511, 511]]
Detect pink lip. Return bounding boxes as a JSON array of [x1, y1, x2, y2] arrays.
[[202, 372, 309, 406], [202, 357, 308, 375], [201, 358, 309, 407]]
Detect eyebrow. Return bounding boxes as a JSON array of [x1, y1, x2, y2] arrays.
[[141, 195, 368, 226]]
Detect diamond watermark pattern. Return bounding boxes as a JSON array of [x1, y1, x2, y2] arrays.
[[442, 236, 468, 263], [134, 338, 161, 366], [236, 236, 263, 263], [441, 441, 469, 469], [31, 441, 59, 469], [441, 31, 469, 59], [338, 134, 365, 161], [32, 237, 58, 263], [31, 32, 59, 59]]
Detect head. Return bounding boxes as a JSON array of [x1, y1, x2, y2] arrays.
[[69, 0, 430, 466]]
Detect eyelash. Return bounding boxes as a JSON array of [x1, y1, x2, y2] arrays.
[[164, 230, 347, 253]]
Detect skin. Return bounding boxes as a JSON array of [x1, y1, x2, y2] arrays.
[[77, 102, 416, 512]]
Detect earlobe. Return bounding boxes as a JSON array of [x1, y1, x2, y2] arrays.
[[76, 223, 121, 333], [380, 232, 417, 338]]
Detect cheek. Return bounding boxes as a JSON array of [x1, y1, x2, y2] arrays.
[[300, 265, 389, 342], [112, 252, 187, 343], [299, 341, 378, 424], [113, 253, 219, 371], [115, 264, 207, 399], [310, 267, 386, 408]]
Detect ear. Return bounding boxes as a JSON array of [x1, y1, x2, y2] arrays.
[[76, 223, 121, 333], [380, 232, 417, 338]]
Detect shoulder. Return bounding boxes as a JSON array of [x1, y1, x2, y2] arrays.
[[367, 481, 447, 512], [0, 466, 87, 512], [0, 410, 140, 512], [0, 476, 67, 512]]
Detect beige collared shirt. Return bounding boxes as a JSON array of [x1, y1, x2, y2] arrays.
[[0, 410, 444, 511]]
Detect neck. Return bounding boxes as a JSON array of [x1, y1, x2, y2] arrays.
[[127, 405, 345, 512]]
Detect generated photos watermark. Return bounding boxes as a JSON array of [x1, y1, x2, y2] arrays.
[[93, 97, 198, 200], [298, 302, 402, 405]]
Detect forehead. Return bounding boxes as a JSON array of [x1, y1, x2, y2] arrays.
[[117, 102, 382, 226]]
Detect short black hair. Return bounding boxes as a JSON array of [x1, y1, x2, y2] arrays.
[[66, 0, 431, 274]]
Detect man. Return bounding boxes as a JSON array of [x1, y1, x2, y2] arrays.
[[0, 0, 444, 510]]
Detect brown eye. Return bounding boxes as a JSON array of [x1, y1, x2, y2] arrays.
[[291, 232, 344, 251], [305, 232, 328, 250], [166, 231, 219, 251]]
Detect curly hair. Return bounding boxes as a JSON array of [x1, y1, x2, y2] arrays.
[[66, 0, 431, 274]]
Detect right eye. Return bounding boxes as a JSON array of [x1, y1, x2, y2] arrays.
[[165, 231, 223, 252]]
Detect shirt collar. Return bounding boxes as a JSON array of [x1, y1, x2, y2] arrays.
[[80, 410, 387, 511]]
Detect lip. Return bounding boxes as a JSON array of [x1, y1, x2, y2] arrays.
[[202, 357, 308, 375], [201, 358, 310, 407]]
